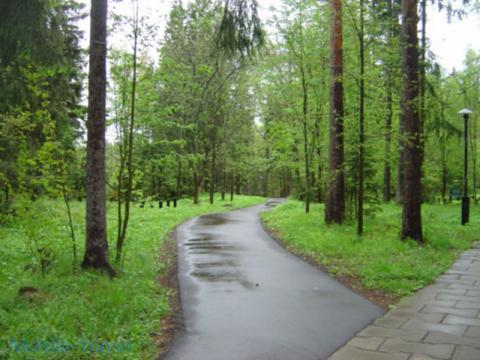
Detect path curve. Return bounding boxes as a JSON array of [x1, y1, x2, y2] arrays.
[[165, 200, 383, 360]]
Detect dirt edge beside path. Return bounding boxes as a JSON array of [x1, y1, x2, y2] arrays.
[[155, 226, 184, 360]]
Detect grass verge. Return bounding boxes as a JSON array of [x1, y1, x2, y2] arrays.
[[0, 194, 264, 359], [261, 200, 480, 308]]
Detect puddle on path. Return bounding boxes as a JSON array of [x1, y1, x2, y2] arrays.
[[190, 270, 256, 289], [195, 214, 230, 226], [265, 199, 284, 208], [185, 213, 253, 289]]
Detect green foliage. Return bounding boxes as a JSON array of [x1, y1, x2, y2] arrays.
[[217, 0, 264, 57], [0, 0, 85, 212], [0, 195, 264, 359], [262, 200, 479, 297]]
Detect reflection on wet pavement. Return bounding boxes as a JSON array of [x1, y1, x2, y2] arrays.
[[193, 260, 238, 268], [186, 243, 245, 252], [190, 271, 255, 289], [194, 214, 230, 226], [186, 213, 252, 289], [265, 198, 284, 208]]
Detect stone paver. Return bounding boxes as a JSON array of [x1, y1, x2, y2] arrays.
[[452, 346, 480, 360], [348, 336, 385, 350], [409, 355, 442, 360], [402, 319, 467, 335], [425, 331, 480, 347], [455, 301, 480, 309], [379, 338, 455, 359], [328, 244, 480, 360], [465, 325, 480, 337], [328, 346, 409, 360], [444, 315, 480, 327]]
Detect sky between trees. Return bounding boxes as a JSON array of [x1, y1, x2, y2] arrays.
[[78, 0, 479, 72]]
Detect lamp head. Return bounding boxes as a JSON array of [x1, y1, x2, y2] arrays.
[[459, 108, 473, 115]]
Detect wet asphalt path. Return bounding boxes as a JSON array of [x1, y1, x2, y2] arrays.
[[165, 200, 383, 360]]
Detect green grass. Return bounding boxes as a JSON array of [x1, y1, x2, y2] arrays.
[[0, 194, 265, 359], [262, 200, 480, 300]]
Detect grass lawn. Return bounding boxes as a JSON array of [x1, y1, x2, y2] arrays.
[[262, 200, 480, 306], [0, 194, 265, 359]]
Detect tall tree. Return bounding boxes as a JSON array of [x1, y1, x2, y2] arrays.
[[283, 2, 312, 213], [381, 0, 400, 203], [357, 0, 365, 235], [325, 0, 345, 224], [83, 0, 115, 274], [115, 0, 141, 263], [400, 0, 423, 243]]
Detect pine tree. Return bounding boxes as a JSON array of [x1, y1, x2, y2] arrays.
[[83, 0, 115, 275]]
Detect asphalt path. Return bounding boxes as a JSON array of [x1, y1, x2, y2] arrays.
[[165, 200, 383, 360]]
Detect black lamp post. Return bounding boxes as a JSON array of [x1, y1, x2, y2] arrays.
[[459, 108, 473, 225]]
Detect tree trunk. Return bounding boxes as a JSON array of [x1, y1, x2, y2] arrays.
[[193, 170, 200, 205], [221, 168, 226, 200], [116, 1, 139, 263], [314, 111, 323, 203], [292, 139, 303, 196], [63, 188, 77, 262], [400, 0, 423, 243], [236, 174, 241, 195], [383, 0, 397, 203], [357, 0, 365, 236], [230, 172, 234, 201], [384, 86, 393, 202], [285, 169, 291, 197], [264, 145, 270, 197], [325, 0, 345, 224], [209, 131, 216, 205], [176, 156, 182, 198], [5, 186, 9, 212], [470, 116, 477, 203], [300, 63, 310, 213], [418, 0, 426, 173], [441, 136, 447, 202], [396, 141, 405, 202], [83, 0, 115, 275], [282, 169, 289, 198], [392, 0, 404, 204]]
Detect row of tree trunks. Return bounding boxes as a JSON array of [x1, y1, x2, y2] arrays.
[[193, 163, 242, 204], [321, 0, 423, 243]]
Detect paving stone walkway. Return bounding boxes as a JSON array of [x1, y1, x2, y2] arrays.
[[329, 242, 480, 360]]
